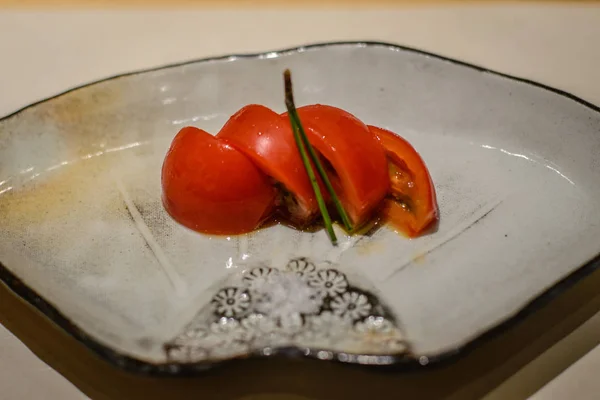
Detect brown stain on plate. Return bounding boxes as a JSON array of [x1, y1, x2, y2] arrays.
[[412, 252, 426, 264], [355, 239, 385, 256], [38, 82, 122, 126], [30, 81, 125, 159], [0, 153, 127, 227]]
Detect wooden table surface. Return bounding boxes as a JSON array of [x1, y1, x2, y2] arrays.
[[4, 261, 600, 399], [0, 0, 599, 6], [1, 4, 599, 400]]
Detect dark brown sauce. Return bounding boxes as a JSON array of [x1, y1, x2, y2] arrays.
[[254, 198, 394, 237]]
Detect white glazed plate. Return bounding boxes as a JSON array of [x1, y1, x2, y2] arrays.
[[1, 42, 599, 374]]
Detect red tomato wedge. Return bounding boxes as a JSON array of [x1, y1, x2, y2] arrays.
[[161, 126, 277, 235], [290, 105, 390, 226], [368, 125, 439, 237], [217, 104, 320, 224]]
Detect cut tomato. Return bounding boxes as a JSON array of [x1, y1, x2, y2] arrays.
[[369, 125, 438, 237], [290, 105, 390, 227], [161, 126, 277, 235], [218, 104, 320, 224]]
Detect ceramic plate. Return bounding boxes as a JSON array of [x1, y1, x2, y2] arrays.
[[1, 42, 600, 375]]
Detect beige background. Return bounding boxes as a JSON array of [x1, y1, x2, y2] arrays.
[[1, 4, 600, 399]]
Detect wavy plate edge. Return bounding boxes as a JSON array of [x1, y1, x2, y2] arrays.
[[1, 40, 599, 375]]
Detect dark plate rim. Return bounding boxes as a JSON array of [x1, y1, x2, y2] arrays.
[[1, 40, 599, 376]]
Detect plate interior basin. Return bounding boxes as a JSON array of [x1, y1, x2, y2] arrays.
[[1, 43, 600, 367]]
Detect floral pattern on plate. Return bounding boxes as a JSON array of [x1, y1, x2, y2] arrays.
[[165, 257, 408, 363]]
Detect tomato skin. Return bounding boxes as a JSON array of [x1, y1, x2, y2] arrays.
[[291, 105, 390, 226], [162, 106, 437, 238], [368, 125, 439, 237], [161, 126, 277, 235], [217, 104, 319, 224]]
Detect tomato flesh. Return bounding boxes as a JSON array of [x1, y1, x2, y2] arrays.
[[162, 107, 438, 239], [369, 125, 439, 237], [291, 105, 390, 226], [218, 104, 320, 224], [161, 126, 277, 235]]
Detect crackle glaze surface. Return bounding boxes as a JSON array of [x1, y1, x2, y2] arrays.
[[165, 258, 407, 364], [1, 42, 599, 368]]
